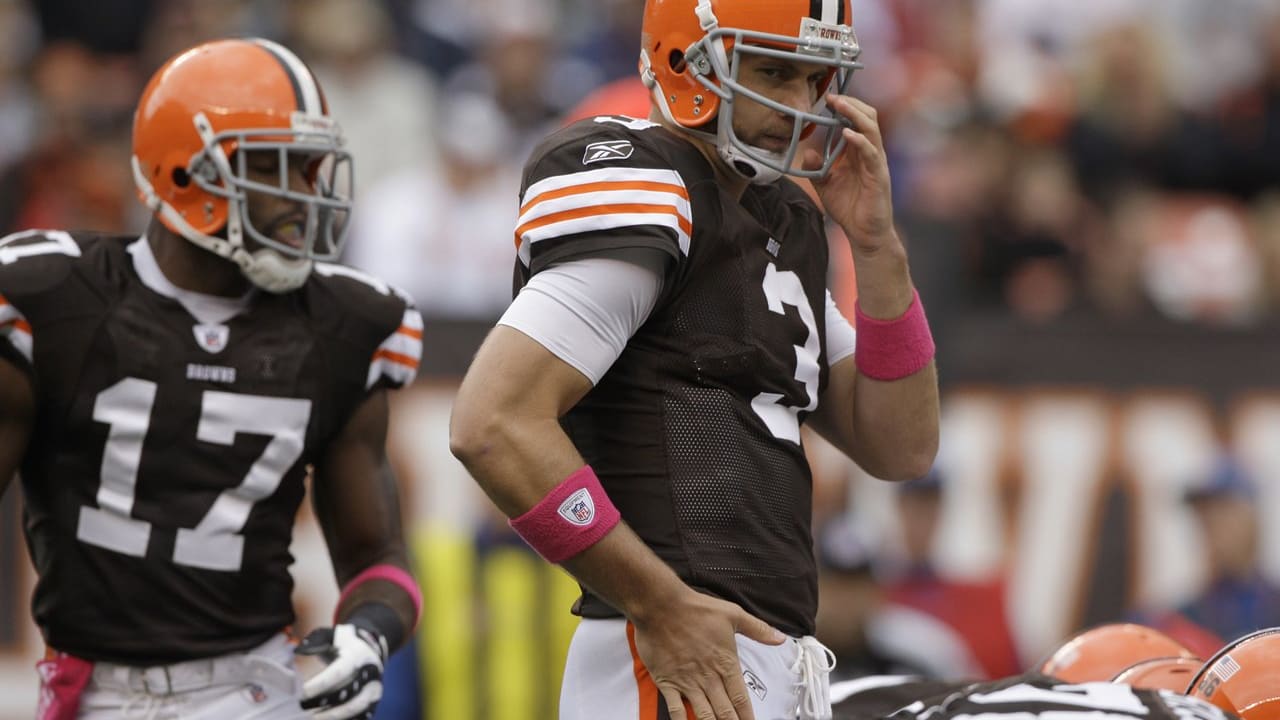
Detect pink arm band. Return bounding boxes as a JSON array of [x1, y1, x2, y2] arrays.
[[337, 564, 423, 629], [854, 288, 936, 381], [509, 464, 621, 564]]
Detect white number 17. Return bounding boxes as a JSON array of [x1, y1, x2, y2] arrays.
[[76, 378, 312, 572]]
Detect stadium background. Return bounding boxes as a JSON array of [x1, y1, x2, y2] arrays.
[[0, 0, 1278, 717]]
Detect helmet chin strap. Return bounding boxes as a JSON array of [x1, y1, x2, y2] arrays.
[[131, 154, 311, 293], [238, 247, 312, 293], [715, 124, 784, 185]]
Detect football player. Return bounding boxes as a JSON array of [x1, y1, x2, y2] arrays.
[[0, 39, 422, 719], [448, 0, 940, 718]]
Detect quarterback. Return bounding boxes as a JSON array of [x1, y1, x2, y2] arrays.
[[450, 0, 940, 718], [0, 39, 421, 719]]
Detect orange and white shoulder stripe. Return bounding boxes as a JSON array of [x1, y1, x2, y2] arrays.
[[367, 307, 423, 389], [0, 292, 32, 364], [515, 166, 692, 266]]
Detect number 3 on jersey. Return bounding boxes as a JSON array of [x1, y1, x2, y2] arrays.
[[77, 378, 311, 571], [751, 262, 821, 444]]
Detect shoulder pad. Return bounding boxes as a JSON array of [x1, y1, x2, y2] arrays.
[[309, 263, 422, 390], [518, 119, 698, 270], [0, 230, 86, 298], [523, 117, 679, 189]]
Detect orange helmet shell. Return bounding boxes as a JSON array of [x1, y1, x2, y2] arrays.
[[1040, 624, 1198, 683], [1111, 656, 1202, 691], [133, 38, 327, 236], [641, 0, 853, 128], [1188, 628, 1280, 720]]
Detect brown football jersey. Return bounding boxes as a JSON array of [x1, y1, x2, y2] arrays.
[[0, 231, 422, 663], [515, 117, 835, 635]]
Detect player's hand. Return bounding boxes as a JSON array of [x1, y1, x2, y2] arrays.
[[296, 624, 388, 720], [631, 587, 786, 720], [804, 93, 897, 256]]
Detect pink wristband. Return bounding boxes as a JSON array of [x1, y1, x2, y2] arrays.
[[509, 465, 621, 564], [337, 564, 423, 629], [854, 288, 936, 381]]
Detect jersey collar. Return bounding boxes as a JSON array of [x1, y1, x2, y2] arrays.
[[127, 238, 254, 325]]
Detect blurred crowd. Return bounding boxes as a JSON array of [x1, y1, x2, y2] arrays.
[[2, 0, 1278, 331]]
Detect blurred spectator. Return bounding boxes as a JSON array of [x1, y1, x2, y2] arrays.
[[346, 92, 518, 320], [1074, 187, 1153, 320], [0, 41, 142, 234], [1139, 195, 1265, 326], [564, 0, 645, 83], [1215, 8, 1280, 199], [814, 515, 931, 682], [31, 0, 152, 54], [863, 469, 1023, 680], [1175, 456, 1280, 641], [1255, 193, 1280, 313], [135, 0, 266, 73], [287, 0, 441, 196], [442, 0, 601, 155], [390, 0, 480, 77], [0, 0, 39, 175], [982, 148, 1094, 324], [1064, 22, 1225, 206]]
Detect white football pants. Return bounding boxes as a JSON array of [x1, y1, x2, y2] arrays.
[[72, 634, 309, 720], [559, 617, 835, 720]]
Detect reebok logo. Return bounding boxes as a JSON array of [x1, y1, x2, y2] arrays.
[[583, 140, 634, 165], [743, 669, 767, 700]]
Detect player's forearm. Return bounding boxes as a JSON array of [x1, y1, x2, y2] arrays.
[[846, 230, 914, 319], [849, 365, 939, 481], [452, 403, 689, 622], [452, 412, 591, 517], [561, 521, 690, 624]]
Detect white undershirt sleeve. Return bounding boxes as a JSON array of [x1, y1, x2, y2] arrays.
[[497, 253, 667, 385], [826, 290, 857, 367]]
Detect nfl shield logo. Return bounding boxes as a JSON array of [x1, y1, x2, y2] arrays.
[[192, 323, 230, 353], [557, 489, 595, 526]]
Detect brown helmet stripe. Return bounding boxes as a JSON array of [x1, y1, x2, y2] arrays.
[[251, 38, 323, 115]]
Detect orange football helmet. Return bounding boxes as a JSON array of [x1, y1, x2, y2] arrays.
[[131, 38, 352, 292], [640, 0, 862, 183], [1188, 628, 1280, 720], [1111, 656, 1202, 691], [1039, 624, 1198, 683]]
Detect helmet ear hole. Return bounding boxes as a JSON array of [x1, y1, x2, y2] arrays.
[[171, 167, 191, 188], [668, 49, 686, 73]]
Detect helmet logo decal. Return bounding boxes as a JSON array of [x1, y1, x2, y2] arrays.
[[1212, 654, 1241, 682], [797, 18, 858, 60], [582, 140, 635, 165]]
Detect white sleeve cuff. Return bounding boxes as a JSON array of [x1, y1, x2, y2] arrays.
[[497, 255, 665, 385], [826, 290, 857, 367]]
